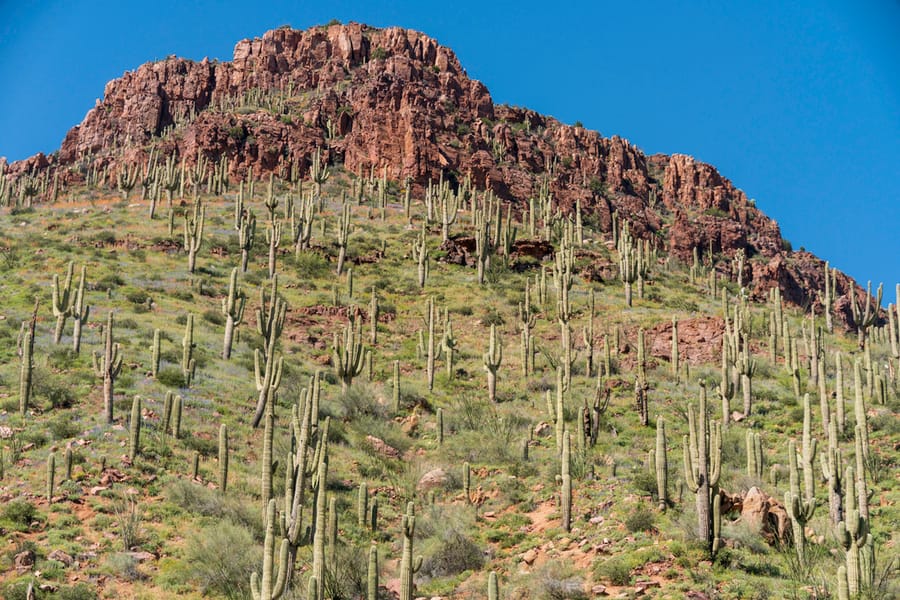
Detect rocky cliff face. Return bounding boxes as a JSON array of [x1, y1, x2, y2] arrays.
[[8, 23, 868, 325]]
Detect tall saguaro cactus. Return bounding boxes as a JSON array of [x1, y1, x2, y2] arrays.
[[183, 198, 205, 274], [483, 324, 503, 403], [71, 266, 89, 353], [683, 382, 722, 556], [560, 431, 572, 532], [399, 502, 423, 600], [333, 317, 365, 394], [51, 261, 74, 344], [93, 312, 123, 424], [19, 329, 33, 416], [652, 417, 668, 511], [785, 395, 817, 569], [849, 281, 882, 349], [250, 499, 289, 600], [221, 267, 246, 359]]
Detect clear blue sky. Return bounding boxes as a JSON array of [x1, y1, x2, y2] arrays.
[[2, 1, 899, 296]]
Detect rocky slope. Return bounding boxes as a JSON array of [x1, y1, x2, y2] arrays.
[[6, 22, 868, 324]]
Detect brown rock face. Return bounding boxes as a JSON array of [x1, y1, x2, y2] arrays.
[[8, 23, 870, 325], [647, 316, 725, 366], [740, 486, 791, 544]]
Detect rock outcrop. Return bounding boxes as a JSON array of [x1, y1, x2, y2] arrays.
[[6, 23, 874, 325]]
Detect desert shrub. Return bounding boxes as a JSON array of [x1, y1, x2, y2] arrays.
[[202, 309, 225, 326], [295, 252, 330, 279], [339, 383, 389, 420], [2, 499, 38, 530], [32, 368, 77, 409], [183, 521, 260, 599], [594, 555, 633, 585], [56, 585, 99, 600], [156, 367, 186, 389], [537, 560, 588, 599], [419, 530, 484, 577], [624, 505, 655, 533], [48, 414, 81, 440], [165, 479, 261, 534], [103, 552, 145, 581]]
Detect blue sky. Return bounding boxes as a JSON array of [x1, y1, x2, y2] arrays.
[[2, 1, 898, 296]]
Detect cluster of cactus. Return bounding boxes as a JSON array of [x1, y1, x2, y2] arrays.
[[785, 394, 817, 568], [849, 281, 882, 349]]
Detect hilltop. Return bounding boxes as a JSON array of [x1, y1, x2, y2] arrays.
[[4, 23, 866, 321]]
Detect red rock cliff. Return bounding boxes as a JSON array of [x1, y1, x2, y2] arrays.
[[8, 23, 872, 326]]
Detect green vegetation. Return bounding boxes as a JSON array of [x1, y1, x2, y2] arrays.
[[0, 154, 895, 600]]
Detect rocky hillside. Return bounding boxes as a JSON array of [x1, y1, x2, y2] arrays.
[[4, 23, 869, 322]]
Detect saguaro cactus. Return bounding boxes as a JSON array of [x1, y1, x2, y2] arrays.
[[333, 317, 365, 394], [335, 202, 351, 275], [128, 396, 141, 460], [183, 199, 205, 274], [93, 312, 123, 423], [652, 417, 668, 511], [399, 502, 423, 600], [221, 267, 246, 359], [746, 430, 764, 479], [250, 499, 289, 600], [785, 395, 817, 569], [849, 281, 882, 349], [488, 571, 499, 600], [683, 382, 722, 556], [71, 266, 89, 353], [560, 432, 572, 532], [51, 261, 74, 344], [19, 329, 33, 416], [367, 544, 379, 600], [483, 324, 502, 403], [47, 452, 56, 502], [182, 313, 196, 386], [218, 424, 229, 493]]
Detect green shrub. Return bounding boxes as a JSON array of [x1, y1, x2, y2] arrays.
[[183, 521, 260, 599], [624, 505, 655, 533], [156, 367, 186, 389], [2, 499, 38, 530], [594, 555, 633, 586], [420, 530, 484, 577]]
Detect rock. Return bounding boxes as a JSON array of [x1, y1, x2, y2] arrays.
[[521, 548, 538, 565], [127, 551, 156, 563], [741, 486, 790, 544], [400, 412, 419, 435], [533, 422, 552, 437], [14, 549, 35, 572], [591, 584, 608, 596], [647, 316, 725, 366], [416, 468, 448, 491], [48, 550, 74, 566], [365, 435, 400, 459]]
